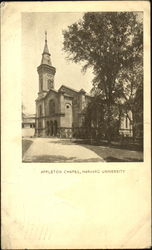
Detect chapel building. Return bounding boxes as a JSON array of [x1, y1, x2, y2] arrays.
[[35, 33, 91, 138]]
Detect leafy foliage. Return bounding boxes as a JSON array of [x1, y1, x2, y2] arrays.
[[63, 12, 143, 142]]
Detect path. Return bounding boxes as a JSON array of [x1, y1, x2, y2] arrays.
[[23, 138, 104, 163]]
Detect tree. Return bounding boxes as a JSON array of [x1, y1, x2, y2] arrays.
[[116, 60, 143, 140], [82, 95, 105, 140], [63, 12, 143, 143]]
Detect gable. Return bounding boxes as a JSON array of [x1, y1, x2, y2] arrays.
[[59, 85, 79, 97]]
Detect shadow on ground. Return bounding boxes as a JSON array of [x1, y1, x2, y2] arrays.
[[48, 139, 143, 151], [22, 139, 33, 157], [48, 139, 143, 162], [23, 155, 102, 163], [104, 157, 143, 162], [80, 144, 143, 162]]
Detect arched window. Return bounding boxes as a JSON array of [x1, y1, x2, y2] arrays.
[[48, 79, 53, 89], [40, 78, 43, 91], [39, 105, 42, 117], [49, 100, 55, 115], [48, 79, 51, 89]]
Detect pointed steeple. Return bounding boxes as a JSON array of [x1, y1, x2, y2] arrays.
[[43, 31, 50, 55], [41, 31, 52, 65], [37, 32, 56, 94]]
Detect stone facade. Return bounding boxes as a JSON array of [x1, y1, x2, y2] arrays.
[[35, 33, 91, 138]]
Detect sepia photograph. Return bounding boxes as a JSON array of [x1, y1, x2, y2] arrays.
[[22, 11, 144, 163], [2, 2, 151, 249]]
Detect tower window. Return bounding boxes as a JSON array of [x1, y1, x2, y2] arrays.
[[48, 79, 52, 89], [40, 78, 43, 91]]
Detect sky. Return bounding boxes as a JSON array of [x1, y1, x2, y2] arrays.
[[22, 12, 93, 114], [22, 12, 143, 114]]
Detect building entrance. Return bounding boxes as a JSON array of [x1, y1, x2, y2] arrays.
[[50, 121, 53, 136], [53, 120, 57, 136], [46, 120, 57, 136]]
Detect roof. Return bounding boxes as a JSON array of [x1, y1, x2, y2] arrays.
[[58, 85, 79, 93], [35, 85, 90, 102], [58, 85, 90, 96]]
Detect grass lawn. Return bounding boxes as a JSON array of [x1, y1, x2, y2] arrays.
[[79, 144, 143, 162], [22, 139, 33, 157]]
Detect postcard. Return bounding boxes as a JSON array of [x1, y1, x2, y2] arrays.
[[1, 1, 151, 249]]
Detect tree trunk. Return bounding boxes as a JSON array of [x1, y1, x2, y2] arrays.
[[107, 101, 112, 145]]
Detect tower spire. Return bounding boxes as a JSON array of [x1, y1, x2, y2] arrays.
[[42, 30, 50, 55], [41, 31, 52, 65], [45, 30, 47, 42]]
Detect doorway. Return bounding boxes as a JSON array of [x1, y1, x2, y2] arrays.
[[53, 120, 58, 136], [50, 121, 53, 136]]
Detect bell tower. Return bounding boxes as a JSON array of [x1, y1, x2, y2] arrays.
[[37, 31, 56, 97]]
